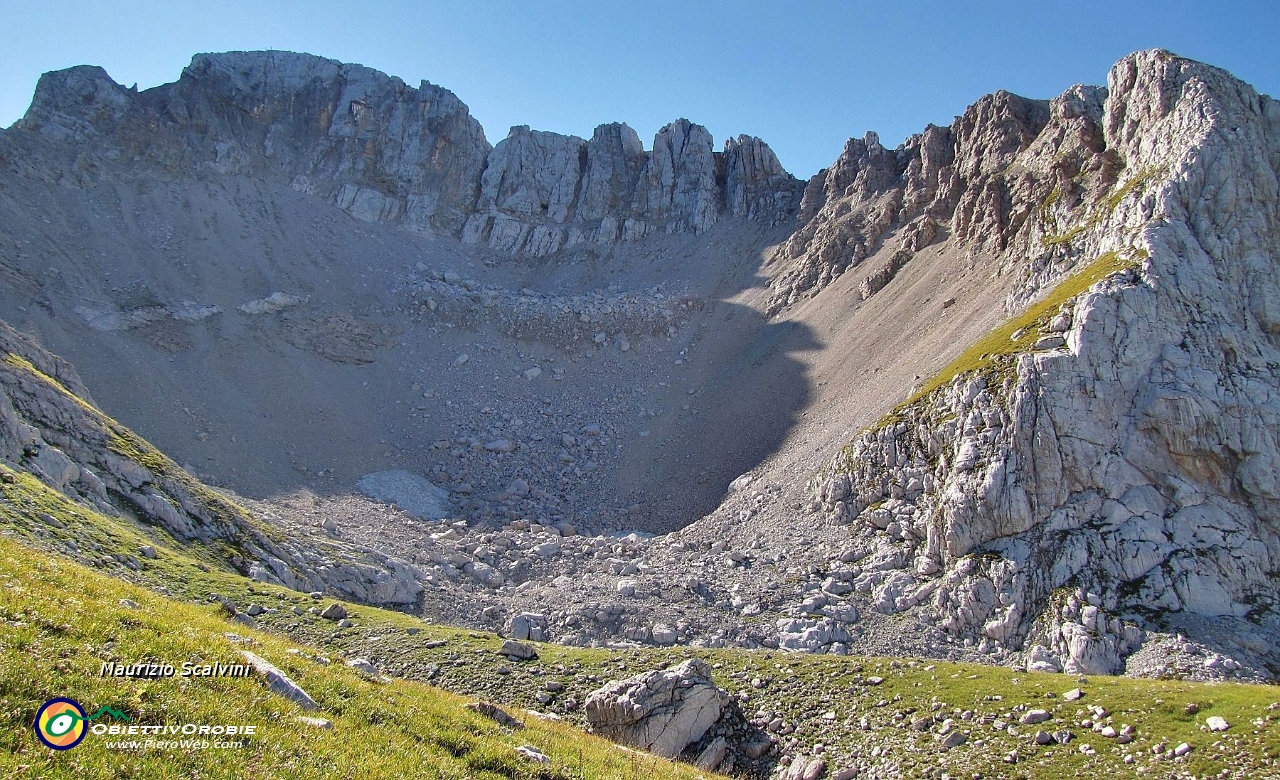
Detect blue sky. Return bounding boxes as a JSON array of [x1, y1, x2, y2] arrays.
[[3, 1, 1277, 178]]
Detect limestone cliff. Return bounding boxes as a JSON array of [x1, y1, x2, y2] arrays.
[[814, 51, 1280, 674], [17, 52, 491, 235], [13, 51, 801, 252], [460, 119, 800, 256]]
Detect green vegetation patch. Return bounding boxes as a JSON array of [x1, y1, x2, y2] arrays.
[[0, 463, 240, 580], [1041, 166, 1163, 246], [0, 533, 722, 780], [871, 249, 1139, 434]]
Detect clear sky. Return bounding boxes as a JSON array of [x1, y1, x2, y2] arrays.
[[3, 1, 1277, 179]]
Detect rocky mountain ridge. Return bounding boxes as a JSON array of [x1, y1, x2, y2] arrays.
[[764, 84, 1119, 314], [13, 50, 801, 255], [809, 50, 1280, 676], [1, 47, 1277, 686]]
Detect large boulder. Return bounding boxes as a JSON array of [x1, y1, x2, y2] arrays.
[[583, 659, 729, 758], [507, 612, 548, 642]]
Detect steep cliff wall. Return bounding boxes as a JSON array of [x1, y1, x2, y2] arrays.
[[12, 51, 801, 252], [813, 51, 1280, 674], [447, 119, 803, 255], [17, 52, 492, 235]]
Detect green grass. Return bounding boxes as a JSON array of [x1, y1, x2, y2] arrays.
[[1040, 184, 1061, 211], [688, 653, 1280, 778], [0, 463, 240, 582], [1042, 223, 1088, 246], [862, 249, 1139, 439], [1099, 167, 1160, 213], [1040, 166, 1162, 246], [3, 456, 1279, 779], [0, 532, 725, 780]]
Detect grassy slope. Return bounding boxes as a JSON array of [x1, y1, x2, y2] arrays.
[[828, 249, 1143, 482], [2, 328, 1279, 778], [2, 465, 1278, 779], [864, 164, 1163, 436], [0, 527, 723, 780], [886, 248, 1139, 422]]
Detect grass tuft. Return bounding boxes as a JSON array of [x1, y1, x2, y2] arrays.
[[866, 249, 1140, 435]]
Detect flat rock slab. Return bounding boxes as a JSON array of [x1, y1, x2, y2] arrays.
[[500, 640, 538, 661], [356, 470, 451, 519], [468, 702, 524, 730], [514, 745, 549, 763], [240, 651, 318, 710], [320, 602, 348, 620]]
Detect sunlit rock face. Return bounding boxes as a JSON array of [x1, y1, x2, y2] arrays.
[[17, 50, 801, 256], [815, 51, 1280, 674]]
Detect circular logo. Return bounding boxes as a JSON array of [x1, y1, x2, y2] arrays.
[[34, 698, 87, 750]]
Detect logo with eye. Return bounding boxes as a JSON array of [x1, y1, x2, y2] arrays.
[[34, 698, 88, 750], [33, 699, 129, 750]]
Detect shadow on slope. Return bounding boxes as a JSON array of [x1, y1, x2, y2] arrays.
[[0, 140, 817, 534]]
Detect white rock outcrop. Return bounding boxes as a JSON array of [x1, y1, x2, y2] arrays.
[[817, 50, 1280, 674], [460, 120, 801, 255], [583, 658, 729, 758], [17, 52, 800, 256]]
